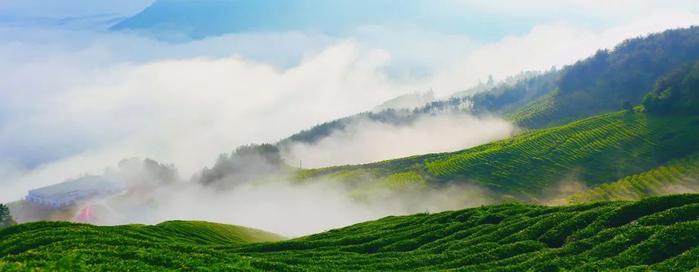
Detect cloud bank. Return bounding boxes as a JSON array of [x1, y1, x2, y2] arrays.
[[284, 113, 515, 168], [90, 175, 495, 237]]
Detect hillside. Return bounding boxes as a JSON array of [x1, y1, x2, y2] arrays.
[[152, 221, 285, 245], [0, 220, 284, 270], [4, 195, 699, 270], [642, 60, 699, 115], [277, 27, 699, 151], [567, 154, 699, 203], [563, 61, 699, 203], [511, 26, 699, 127], [291, 46, 699, 202], [298, 111, 699, 200], [397, 27, 699, 129]]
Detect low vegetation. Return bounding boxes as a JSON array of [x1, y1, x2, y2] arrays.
[[3, 195, 699, 271], [0, 204, 16, 229], [299, 111, 699, 200], [568, 154, 699, 203], [0, 220, 283, 271]]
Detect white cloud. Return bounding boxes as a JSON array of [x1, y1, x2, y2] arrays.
[[284, 114, 515, 168], [425, 11, 699, 92], [456, 0, 699, 17], [88, 176, 495, 237], [0, 30, 409, 202]]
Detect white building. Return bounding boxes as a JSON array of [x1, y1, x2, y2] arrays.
[[26, 175, 123, 208]]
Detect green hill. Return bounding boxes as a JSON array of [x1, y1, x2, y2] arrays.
[[4, 195, 699, 271], [298, 111, 699, 200], [150, 221, 285, 245], [642, 60, 699, 115], [510, 26, 699, 128], [297, 48, 699, 202], [563, 59, 699, 203], [0, 220, 284, 271], [567, 150, 699, 203]]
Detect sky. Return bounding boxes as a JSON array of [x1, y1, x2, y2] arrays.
[[1, 0, 699, 203]]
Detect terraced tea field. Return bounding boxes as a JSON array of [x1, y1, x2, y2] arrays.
[[3, 195, 699, 271], [568, 153, 699, 203], [300, 111, 699, 199]]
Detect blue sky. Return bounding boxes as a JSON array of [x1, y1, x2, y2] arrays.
[[2, 0, 696, 40]]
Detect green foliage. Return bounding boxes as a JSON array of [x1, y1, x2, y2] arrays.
[[286, 25, 699, 141], [300, 111, 699, 199], [512, 27, 699, 128], [152, 221, 285, 244], [197, 143, 288, 186], [568, 153, 699, 202], [5, 195, 699, 270], [468, 69, 562, 115], [0, 221, 283, 271], [0, 204, 15, 228], [642, 60, 699, 115], [280, 109, 420, 146]]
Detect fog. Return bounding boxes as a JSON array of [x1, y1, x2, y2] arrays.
[[654, 177, 699, 195], [92, 177, 495, 237], [284, 113, 515, 168], [58, 158, 496, 237]]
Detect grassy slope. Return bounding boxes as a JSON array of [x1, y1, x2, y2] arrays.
[[568, 153, 699, 203], [151, 221, 285, 245], [0, 221, 283, 271], [4, 195, 699, 271], [298, 111, 699, 199]]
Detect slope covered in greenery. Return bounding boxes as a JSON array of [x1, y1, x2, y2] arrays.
[[0, 220, 284, 271], [276, 27, 699, 163], [567, 152, 699, 203], [4, 195, 699, 271], [642, 60, 699, 115], [512, 26, 699, 128], [153, 221, 285, 245], [298, 111, 699, 199]]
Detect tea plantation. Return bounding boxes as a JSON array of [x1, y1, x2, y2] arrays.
[[4, 195, 699, 271], [299, 111, 699, 200]]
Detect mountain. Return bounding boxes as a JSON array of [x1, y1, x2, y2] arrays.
[[266, 27, 699, 202], [511, 27, 699, 127], [372, 90, 436, 112], [424, 27, 699, 129], [111, 0, 275, 39], [4, 194, 699, 270], [110, 0, 468, 40], [566, 61, 699, 203], [277, 27, 699, 152]]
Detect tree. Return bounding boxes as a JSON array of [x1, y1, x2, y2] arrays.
[[0, 203, 16, 228], [642, 61, 699, 115], [622, 101, 633, 111]]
